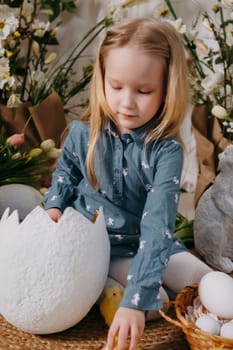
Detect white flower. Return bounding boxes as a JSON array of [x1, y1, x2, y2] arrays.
[[186, 29, 198, 42], [0, 5, 18, 40], [31, 19, 50, 37], [153, 4, 169, 18], [195, 39, 210, 55], [201, 71, 225, 95], [0, 70, 15, 90], [202, 18, 212, 32], [22, 1, 34, 23], [29, 69, 46, 85], [221, 0, 233, 9], [6, 94, 22, 108], [167, 18, 186, 34], [0, 42, 5, 56], [0, 56, 10, 73]]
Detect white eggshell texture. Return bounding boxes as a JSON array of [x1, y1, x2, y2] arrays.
[[0, 206, 110, 334], [198, 271, 233, 319]]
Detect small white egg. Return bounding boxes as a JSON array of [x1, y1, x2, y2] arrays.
[[195, 315, 220, 335], [220, 321, 233, 339], [198, 271, 233, 319]]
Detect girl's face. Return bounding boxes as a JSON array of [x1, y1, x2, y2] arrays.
[[104, 46, 166, 135]]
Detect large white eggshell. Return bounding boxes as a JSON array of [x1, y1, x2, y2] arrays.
[[198, 271, 233, 319], [0, 184, 42, 220], [0, 206, 110, 334]]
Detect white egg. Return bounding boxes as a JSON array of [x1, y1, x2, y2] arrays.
[[195, 315, 220, 335], [198, 271, 233, 319], [220, 321, 233, 339]]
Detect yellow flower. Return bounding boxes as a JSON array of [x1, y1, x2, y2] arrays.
[[14, 31, 21, 38], [6, 50, 13, 58]]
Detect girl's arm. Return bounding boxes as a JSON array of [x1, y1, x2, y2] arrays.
[[120, 139, 184, 312], [43, 121, 84, 213], [110, 140, 184, 349]]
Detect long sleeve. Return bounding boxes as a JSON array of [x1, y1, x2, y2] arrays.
[[43, 123, 84, 212], [120, 140, 184, 311]]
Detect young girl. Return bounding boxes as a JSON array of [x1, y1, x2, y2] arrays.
[[43, 17, 211, 350]]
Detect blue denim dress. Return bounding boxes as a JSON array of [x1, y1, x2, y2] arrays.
[[43, 120, 187, 311]]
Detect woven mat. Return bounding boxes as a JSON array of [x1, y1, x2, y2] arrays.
[[0, 305, 190, 350]]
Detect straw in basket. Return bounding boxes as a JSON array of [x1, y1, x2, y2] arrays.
[[159, 284, 233, 350]]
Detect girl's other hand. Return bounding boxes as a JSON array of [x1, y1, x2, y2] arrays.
[[47, 208, 62, 222], [107, 307, 145, 350]]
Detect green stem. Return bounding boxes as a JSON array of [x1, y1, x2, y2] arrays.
[[47, 18, 106, 82], [207, 10, 228, 108], [164, 0, 206, 79], [21, 0, 38, 101]]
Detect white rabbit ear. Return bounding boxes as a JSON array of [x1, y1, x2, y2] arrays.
[[0, 207, 10, 223]]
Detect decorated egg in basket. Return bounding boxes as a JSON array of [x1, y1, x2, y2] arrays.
[[0, 206, 110, 334]]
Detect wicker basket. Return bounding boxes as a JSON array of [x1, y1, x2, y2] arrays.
[[160, 284, 233, 350]]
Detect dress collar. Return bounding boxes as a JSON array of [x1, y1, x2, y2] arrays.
[[105, 120, 153, 146]]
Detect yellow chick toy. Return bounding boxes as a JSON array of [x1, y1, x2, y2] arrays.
[[100, 285, 124, 327], [100, 286, 141, 350]]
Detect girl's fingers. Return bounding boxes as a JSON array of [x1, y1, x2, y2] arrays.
[[128, 325, 143, 350], [117, 325, 130, 350], [107, 324, 119, 350]]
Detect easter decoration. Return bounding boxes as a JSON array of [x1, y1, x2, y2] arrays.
[[194, 144, 233, 273], [186, 271, 233, 339], [159, 271, 233, 350], [0, 206, 110, 334], [100, 285, 124, 326], [100, 286, 143, 350]]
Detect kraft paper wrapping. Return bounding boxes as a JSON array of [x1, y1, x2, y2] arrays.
[[0, 91, 67, 148], [192, 105, 229, 206]]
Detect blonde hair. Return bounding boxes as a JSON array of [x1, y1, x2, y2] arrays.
[[82, 17, 190, 189]]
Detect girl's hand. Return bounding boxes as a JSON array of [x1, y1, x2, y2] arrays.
[[47, 208, 62, 222], [106, 307, 145, 350]]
